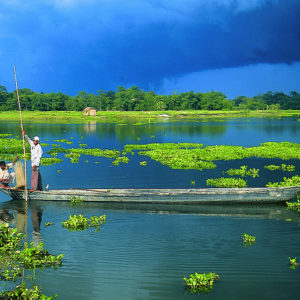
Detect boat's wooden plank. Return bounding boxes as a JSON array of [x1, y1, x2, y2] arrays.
[[1, 186, 299, 204]]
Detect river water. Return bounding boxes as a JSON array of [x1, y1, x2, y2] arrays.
[[0, 117, 299, 299]]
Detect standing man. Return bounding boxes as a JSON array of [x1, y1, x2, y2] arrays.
[[22, 130, 43, 192]]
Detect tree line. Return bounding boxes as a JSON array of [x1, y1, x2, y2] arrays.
[[0, 85, 299, 111]]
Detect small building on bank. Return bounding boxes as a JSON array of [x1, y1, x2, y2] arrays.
[[82, 107, 97, 116]]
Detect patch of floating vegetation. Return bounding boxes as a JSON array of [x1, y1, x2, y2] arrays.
[[40, 157, 63, 166], [264, 164, 295, 171], [124, 142, 300, 171], [266, 175, 300, 187], [54, 139, 73, 144], [183, 272, 220, 294], [0, 224, 62, 298], [45, 222, 54, 227], [64, 152, 80, 163], [124, 143, 204, 152], [207, 177, 247, 188], [286, 195, 300, 212], [0, 283, 54, 299], [40, 143, 50, 147], [112, 156, 129, 166], [242, 233, 256, 247], [0, 133, 12, 137], [17, 242, 63, 269], [0, 137, 31, 161], [140, 161, 147, 166], [70, 196, 84, 205], [288, 257, 300, 269], [47, 146, 120, 164], [49, 147, 120, 157], [226, 165, 259, 178], [62, 214, 106, 232]]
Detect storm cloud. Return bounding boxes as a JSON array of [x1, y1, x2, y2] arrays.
[[0, 0, 299, 95]]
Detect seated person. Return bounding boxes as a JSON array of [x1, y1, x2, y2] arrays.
[[0, 157, 18, 189]]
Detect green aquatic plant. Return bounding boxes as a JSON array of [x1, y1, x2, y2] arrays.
[[183, 272, 220, 294], [40, 143, 50, 147], [124, 142, 204, 152], [264, 164, 295, 171], [112, 156, 129, 166], [286, 196, 300, 212], [54, 139, 72, 144], [226, 165, 259, 178], [55, 147, 120, 158], [266, 175, 300, 187], [207, 177, 247, 188], [0, 225, 61, 298], [40, 157, 63, 166], [0, 258, 21, 281], [62, 214, 106, 231], [242, 233, 256, 246], [70, 196, 84, 205], [0, 283, 56, 299], [191, 180, 195, 186], [0, 224, 22, 255], [288, 257, 300, 269], [45, 222, 54, 227], [140, 161, 147, 166], [16, 242, 63, 269], [0, 133, 12, 137], [264, 164, 281, 171], [123, 141, 300, 171], [0, 137, 30, 160], [64, 152, 80, 163]]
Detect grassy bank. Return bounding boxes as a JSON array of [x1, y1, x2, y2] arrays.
[[0, 110, 299, 123]]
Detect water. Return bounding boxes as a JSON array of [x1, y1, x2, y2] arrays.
[[0, 117, 299, 299]]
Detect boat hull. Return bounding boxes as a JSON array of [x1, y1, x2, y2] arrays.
[[1, 186, 299, 204]]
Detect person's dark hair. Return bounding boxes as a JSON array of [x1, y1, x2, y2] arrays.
[[0, 161, 6, 167]]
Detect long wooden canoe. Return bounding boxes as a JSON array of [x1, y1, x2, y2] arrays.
[[1, 186, 299, 204]]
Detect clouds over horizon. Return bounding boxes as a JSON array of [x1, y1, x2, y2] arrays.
[[0, 0, 299, 96]]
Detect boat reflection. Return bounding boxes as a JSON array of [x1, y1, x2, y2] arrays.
[[1, 199, 300, 229], [0, 201, 43, 245]]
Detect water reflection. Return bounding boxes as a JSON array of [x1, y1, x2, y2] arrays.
[[0, 201, 43, 245], [0, 117, 298, 146], [83, 121, 97, 133]]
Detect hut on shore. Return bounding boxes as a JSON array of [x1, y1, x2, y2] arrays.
[[83, 107, 97, 116]]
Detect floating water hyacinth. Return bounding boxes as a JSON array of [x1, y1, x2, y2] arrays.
[[183, 272, 220, 294], [264, 164, 295, 172], [207, 177, 247, 188], [226, 165, 259, 178], [266, 175, 300, 187], [242, 233, 256, 246], [112, 156, 129, 166], [124, 142, 300, 171], [40, 157, 63, 166], [62, 214, 106, 232], [288, 257, 300, 269]]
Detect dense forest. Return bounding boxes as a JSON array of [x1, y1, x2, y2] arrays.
[[0, 85, 300, 111]]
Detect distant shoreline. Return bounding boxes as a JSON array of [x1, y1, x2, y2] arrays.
[[0, 110, 299, 123]]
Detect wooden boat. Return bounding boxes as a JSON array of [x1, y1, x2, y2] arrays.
[[1, 186, 299, 204]]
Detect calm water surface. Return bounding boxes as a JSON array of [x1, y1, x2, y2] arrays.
[[0, 117, 299, 299]]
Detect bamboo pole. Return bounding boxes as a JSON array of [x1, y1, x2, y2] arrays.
[[13, 65, 28, 202]]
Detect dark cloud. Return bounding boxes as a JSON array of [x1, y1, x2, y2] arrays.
[[0, 0, 299, 94]]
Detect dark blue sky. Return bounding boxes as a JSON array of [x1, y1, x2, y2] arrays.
[[1, 0, 300, 98]]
